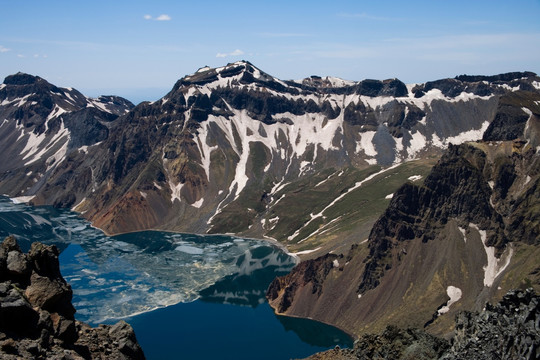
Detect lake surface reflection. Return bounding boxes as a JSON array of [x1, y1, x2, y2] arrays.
[[0, 196, 353, 359]]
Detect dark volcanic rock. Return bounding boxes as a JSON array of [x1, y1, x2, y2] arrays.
[[3, 72, 43, 86], [483, 91, 540, 141], [0, 236, 145, 360], [442, 288, 540, 360], [455, 71, 537, 83], [306, 289, 539, 360]]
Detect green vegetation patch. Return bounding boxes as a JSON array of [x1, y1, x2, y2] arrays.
[[267, 159, 436, 247]]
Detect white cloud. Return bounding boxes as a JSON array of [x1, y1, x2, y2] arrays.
[[0, 45, 10, 53], [144, 14, 171, 21], [216, 49, 244, 58], [17, 54, 25, 58], [156, 14, 171, 21]]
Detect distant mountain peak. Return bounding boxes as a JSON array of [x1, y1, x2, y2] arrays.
[[3, 72, 45, 86], [179, 60, 273, 86]]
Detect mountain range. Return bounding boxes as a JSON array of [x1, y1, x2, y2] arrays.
[[1, 62, 539, 342]]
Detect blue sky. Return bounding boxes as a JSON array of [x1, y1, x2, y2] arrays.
[[1, 0, 539, 104]]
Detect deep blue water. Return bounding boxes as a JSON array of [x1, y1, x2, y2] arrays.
[[0, 196, 353, 359]]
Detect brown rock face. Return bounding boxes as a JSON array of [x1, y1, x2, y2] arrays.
[[0, 236, 146, 359]]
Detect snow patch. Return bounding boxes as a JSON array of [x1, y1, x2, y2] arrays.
[[299, 161, 311, 175], [194, 122, 218, 181], [265, 216, 279, 230], [169, 181, 183, 204], [470, 223, 513, 287], [332, 259, 340, 268], [407, 175, 423, 182], [196, 66, 211, 73], [407, 131, 427, 159], [191, 198, 204, 208], [385, 193, 393, 199], [325, 77, 356, 87], [432, 121, 490, 148], [365, 158, 378, 165], [438, 286, 462, 315], [21, 115, 70, 167], [360, 95, 393, 110], [204, 106, 342, 200], [522, 107, 532, 117], [71, 197, 87, 211], [315, 171, 337, 188], [63, 91, 79, 106], [357, 131, 377, 157], [458, 226, 467, 243], [10, 196, 35, 204], [293, 247, 321, 255]]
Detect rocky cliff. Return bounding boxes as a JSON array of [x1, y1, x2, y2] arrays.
[[305, 288, 539, 360], [267, 89, 540, 337], [0, 236, 145, 359], [1, 65, 538, 249]]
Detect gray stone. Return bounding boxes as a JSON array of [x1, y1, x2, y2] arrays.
[[6, 251, 30, 275]]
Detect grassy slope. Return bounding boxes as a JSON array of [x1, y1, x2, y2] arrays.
[[257, 158, 438, 255]]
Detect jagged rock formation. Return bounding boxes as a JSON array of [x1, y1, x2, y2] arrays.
[[304, 289, 539, 360], [1, 64, 538, 247], [443, 288, 539, 359], [0, 236, 145, 359], [267, 89, 540, 337]]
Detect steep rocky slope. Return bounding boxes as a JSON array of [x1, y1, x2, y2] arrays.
[[267, 89, 540, 336], [305, 288, 539, 360], [0, 236, 145, 359], [0, 72, 133, 206], [1, 64, 538, 247]]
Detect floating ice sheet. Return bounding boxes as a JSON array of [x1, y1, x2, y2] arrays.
[[0, 196, 296, 324]]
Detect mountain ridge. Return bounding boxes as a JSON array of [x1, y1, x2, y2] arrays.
[[1, 64, 539, 251]]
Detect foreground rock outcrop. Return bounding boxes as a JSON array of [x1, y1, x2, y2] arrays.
[[0, 236, 145, 359], [305, 288, 539, 360]]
